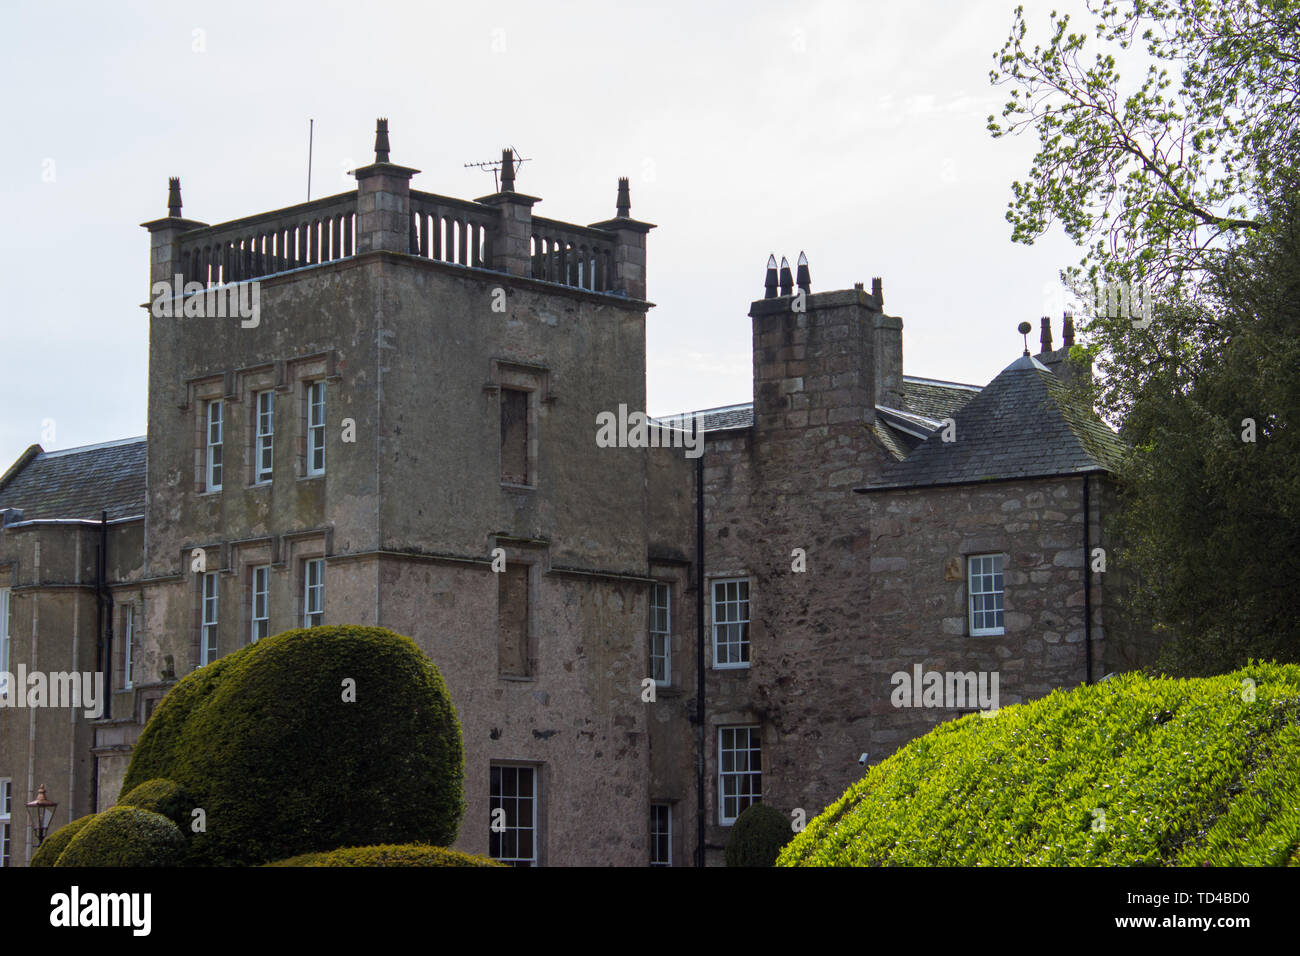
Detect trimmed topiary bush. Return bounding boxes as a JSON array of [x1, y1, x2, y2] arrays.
[[117, 778, 193, 832], [265, 843, 502, 867], [780, 662, 1300, 866], [30, 815, 94, 867], [725, 802, 794, 866], [54, 806, 184, 867], [121, 625, 465, 866]]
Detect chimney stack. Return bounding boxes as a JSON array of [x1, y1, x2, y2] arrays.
[[778, 257, 793, 297], [615, 176, 631, 218], [374, 117, 391, 163], [500, 148, 516, 192], [1062, 311, 1075, 347], [764, 254, 778, 299], [1039, 315, 1052, 354], [167, 177, 182, 218], [796, 251, 811, 294], [871, 276, 883, 307]]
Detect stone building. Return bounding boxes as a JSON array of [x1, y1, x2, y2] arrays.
[[0, 121, 1127, 867]]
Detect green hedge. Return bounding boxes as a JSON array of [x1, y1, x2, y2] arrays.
[[780, 662, 1300, 866], [118, 778, 193, 832], [265, 843, 503, 867], [121, 625, 465, 866], [725, 803, 794, 867], [54, 806, 184, 867], [30, 815, 94, 868]]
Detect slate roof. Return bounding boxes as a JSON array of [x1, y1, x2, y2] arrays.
[[654, 376, 980, 437], [898, 376, 981, 420], [0, 437, 147, 521], [859, 355, 1126, 491]]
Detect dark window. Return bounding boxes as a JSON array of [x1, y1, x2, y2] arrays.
[[500, 388, 529, 484], [490, 765, 537, 866]]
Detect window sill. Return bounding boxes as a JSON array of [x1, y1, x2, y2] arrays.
[[499, 674, 535, 682], [969, 629, 1005, 637], [712, 663, 751, 671], [500, 482, 536, 492]]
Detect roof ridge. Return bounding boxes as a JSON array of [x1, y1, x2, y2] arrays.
[[40, 436, 147, 458]]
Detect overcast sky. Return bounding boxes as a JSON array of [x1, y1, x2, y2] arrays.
[[0, 0, 1097, 469]]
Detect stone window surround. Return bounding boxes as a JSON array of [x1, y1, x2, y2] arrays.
[[648, 562, 687, 691], [119, 598, 138, 691], [181, 353, 339, 492], [189, 375, 227, 495], [485, 359, 552, 492], [492, 538, 548, 681], [242, 367, 278, 488], [232, 538, 276, 645], [198, 569, 220, 667]]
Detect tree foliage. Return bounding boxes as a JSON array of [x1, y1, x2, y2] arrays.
[[990, 1, 1300, 672]]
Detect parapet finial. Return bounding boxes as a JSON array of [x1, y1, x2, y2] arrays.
[[374, 117, 391, 163], [871, 276, 883, 306], [764, 254, 778, 299], [616, 176, 631, 218], [167, 177, 182, 218], [1018, 321, 1033, 356], [501, 148, 515, 192]]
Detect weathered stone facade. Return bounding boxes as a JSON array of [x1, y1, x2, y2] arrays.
[[0, 121, 1135, 867]]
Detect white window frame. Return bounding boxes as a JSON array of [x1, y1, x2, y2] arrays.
[[0, 587, 10, 699], [306, 382, 326, 477], [0, 777, 10, 868], [122, 603, 134, 690], [650, 802, 672, 867], [255, 390, 274, 484], [206, 399, 224, 492], [251, 565, 270, 643], [490, 764, 538, 867], [303, 558, 324, 627], [718, 725, 762, 825], [650, 582, 671, 686], [711, 578, 751, 669], [968, 553, 1005, 636], [201, 572, 219, 665]]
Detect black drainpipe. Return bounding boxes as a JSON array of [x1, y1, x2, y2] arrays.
[[1082, 475, 1093, 685], [98, 510, 113, 720], [695, 451, 706, 867]]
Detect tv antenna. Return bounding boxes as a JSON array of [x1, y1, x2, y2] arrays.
[[464, 146, 531, 192]]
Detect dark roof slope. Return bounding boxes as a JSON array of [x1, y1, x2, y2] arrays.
[[859, 355, 1126, 491], [900, 376, 981, 420], [655, 376, 980, 437], [0, 437, 147, 521]]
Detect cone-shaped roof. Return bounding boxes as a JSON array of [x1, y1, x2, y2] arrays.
[[859, 353, 1125, 490]]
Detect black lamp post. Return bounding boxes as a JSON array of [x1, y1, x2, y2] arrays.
[[26, 784, 58, 845]]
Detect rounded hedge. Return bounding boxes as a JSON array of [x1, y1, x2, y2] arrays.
[[30, 815, 95, 868], [725, 803, 794, 867], [265, 843, 502, 867], [54, 806, 184, 867], [121, 625, 466, 866], [780, 662, 1300, 866], [118, 778, 193, 832]]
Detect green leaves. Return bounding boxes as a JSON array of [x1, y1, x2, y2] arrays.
[[779, 665, 1300, 866]]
